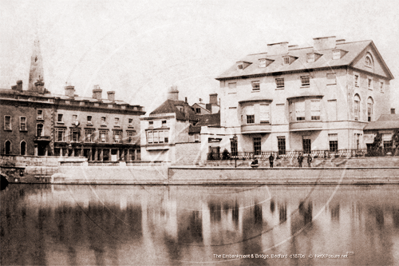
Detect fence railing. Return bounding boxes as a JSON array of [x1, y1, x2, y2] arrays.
[[207, 149, 373, 161]]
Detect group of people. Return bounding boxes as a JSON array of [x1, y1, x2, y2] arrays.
[[252, 152, 313, 168]]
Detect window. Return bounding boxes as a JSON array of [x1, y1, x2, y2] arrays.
[[114, 117, 120, 126], [237, 63, 244, 70], [380, 81, 384, 93], [99, 130, 108, 142], [275, 78, 284, 88], [354, 74, 359, 87], [147, 131, 153, 144], [149, 121, 153, 127], [154, 131, 160, 143], [296, 101, 305, 121], [128, 118, 133, 126], [113, 130, 122, 143], [283, 56, 290, 65], [327, 100, 337, 121], [5, 140, 11, 155], [20, 141, 26, 155], [36, 124, 43, 137], [278, 137, 286, 155], [367, 97, 374, 122], [162, 120, 167, 127], [4, 116, 12, 130], [228, 82, 237, 89], [71, 128, 80, 142], [230, 137, 237, 156], [20, 117, 27, 131], [127, 131, 134, 143], [194, 134, 200, 142], [85, 129, 94, 142], [311, 100, 321, 120], [367, 78, 372, 90], [57, 114, 63, 123], [253, 137, 261, 155], [326, 73, 336, 85], [303, 137, 311, 154], [300, 75, 310, 86], [101, 117, 106, 125], [354, 94, 361, 121], [37, 110, 43, 120], [259, 59, 267, 68], [87, 116, 92, 124], [159, 131, 164, 143], [246, 105, 255, 124], [365, 54, 373, 67], [56, 128, 65, 142], [196, 108, 201, 114], [251, 81, 260, 91], [329, 134, 338, 152], [307, 53, 315, 63], [260, 104, 270, 123], [72, 115, 78, 122], [332, 50, 341, 60]]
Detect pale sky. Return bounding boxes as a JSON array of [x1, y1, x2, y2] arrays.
[[1, 0, 398, 112]]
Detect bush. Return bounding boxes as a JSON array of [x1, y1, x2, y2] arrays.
[[222, 149, 230, 160]]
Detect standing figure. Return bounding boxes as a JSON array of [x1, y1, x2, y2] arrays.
[[269, 153, 275, 168], [307, 154, 313, 167], [298, 153, 304, 167]]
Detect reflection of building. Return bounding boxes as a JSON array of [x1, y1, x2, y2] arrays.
[[0, 39, 145, 161], [214, 36, 394, 155]]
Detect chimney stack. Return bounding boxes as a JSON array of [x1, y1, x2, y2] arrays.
[[167, 85, 179, 101], [267, 42, 289, 55], [92, 85, 102, 100], [107, 91, 115, 102], [35, 80, 45, 94], [313, 36, 336, 51], [209, 93, 218, 105], [185, 97, 187, 103], [16, 80, 23, 92], [64, 85, 75, 97]]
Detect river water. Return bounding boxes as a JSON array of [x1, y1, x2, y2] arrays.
[[1, 184, 398, 265]]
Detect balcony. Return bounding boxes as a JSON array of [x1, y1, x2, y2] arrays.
[[289, 120, 323, 131], [241, 123, 272, 134], [34, 135, 51, 142]]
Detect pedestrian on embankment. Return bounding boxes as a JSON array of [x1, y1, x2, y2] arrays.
[[298, 153, 304, 167], [307, 154, 312, 167], [269, 153, 274, 168]]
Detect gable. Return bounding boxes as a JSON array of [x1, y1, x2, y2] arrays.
[[351, 42, 393, 80]]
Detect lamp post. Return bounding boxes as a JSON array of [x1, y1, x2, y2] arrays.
[[232, 134, 238, 168]]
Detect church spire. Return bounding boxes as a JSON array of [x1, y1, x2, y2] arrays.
[[28, 38, 44, 91]]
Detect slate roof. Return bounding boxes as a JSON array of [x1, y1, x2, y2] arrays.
[[216, 40, 394, 80], [150, 99, 197, 121], [195, 113, 220, 127], [363, 114, 399, 130]]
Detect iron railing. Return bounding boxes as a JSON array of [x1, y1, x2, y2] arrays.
[[207, 149, 374, 161]]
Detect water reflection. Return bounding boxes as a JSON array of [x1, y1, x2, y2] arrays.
[[1, 184, 399, 265]]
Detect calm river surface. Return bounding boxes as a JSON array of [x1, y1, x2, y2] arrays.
[[1, 184, 398, 265]]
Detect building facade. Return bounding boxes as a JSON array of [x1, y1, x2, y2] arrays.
[[213, 37, 394, 156], [1, 39, 145, 161]]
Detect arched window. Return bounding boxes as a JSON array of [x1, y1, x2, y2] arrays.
[[354, 94, 361, 121], [37, 124, 43, 137], [365, 53, 373, 68], [21, 141, 26, 156], [367, 97, 374, 122], [5, 140, 11, 155]]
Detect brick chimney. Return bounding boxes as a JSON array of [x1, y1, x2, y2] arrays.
[[209, 93, 218, 105], [107, 91, 115, 101], [167, 85, 179, 101], [16, 80, 23, 92], [267, 42, 289, 55], [92, 85, 102, 100], [313, 36, 336, 51], [64, 85, 75, 97]]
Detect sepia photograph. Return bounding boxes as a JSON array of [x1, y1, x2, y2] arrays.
[[1, 0, 399, 265]]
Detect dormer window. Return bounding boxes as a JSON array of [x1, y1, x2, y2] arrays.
[[332, 49, 346, 60], [306, 52, 322, 63], [283, 56, 290, 65], [236, 61, 252, 70], [259, 59, 267, 68]]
